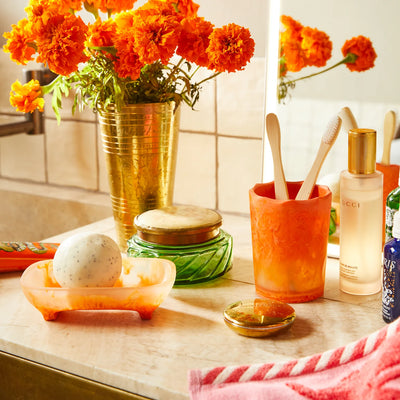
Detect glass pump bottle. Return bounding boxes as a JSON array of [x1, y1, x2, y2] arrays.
[[339, 129, 383, 295]]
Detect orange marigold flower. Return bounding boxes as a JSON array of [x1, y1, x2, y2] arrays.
[[26, 0, 82, 14], [135, 0, 198, 22], [3, 18, 36, 65], [301, 26, 332, 67], [279, 16, 332, 73], [280, 15, 303, 44], [86, 0, 137, 14], [281, 40, 306, 73], [167, 0, 199, 17], [206, 23, 255, 73], [133, 14, 181, 65], [114, 50, 143, 80], [342, 35, 377, 72], [114, 10, 136, 30], [58, 0, 83, 12], [36, 13, 89, 76], [177, 16, 214, 67], [113, 23, 143, 79], [114, 14, 135, 49], [25, 0, 61, 35], [10, 79, 44, 113], [86, 18, 116, 48], [134, 0, 177, 20]]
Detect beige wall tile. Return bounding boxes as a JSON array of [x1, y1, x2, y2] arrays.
[[43, 92, 97, 122], [180, 74, 216, 134], [0, 1, 28, 112], [0, 53, 26, 113], [217, 58, 266, 138], [46, 119, 98, 190], [189, 0, 267, 58], [174, 132, 216, 209], [0, 132, 46, 182], [218, 137, 263, 213]]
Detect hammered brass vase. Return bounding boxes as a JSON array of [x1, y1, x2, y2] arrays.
[[99, 102, 180, 251]]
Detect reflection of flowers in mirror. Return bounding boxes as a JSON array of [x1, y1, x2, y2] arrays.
[[3, 0, 255, 122], [278, 15, 377, 104]]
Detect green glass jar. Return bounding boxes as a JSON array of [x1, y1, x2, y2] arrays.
[[127, 205, 233, 285], [386, 186, 400, 242]]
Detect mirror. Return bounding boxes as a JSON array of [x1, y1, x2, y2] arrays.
[[264, 0, 400, 184]]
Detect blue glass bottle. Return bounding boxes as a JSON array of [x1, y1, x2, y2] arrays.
[[383, 211, 400, 323]]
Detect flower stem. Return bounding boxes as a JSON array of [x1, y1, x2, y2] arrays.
[[195, 71, 221, 87], [283, 53, 357, 85], [41, 74, 63, 95], [165, 57, 185, 86], [189, 65, 201, 80]]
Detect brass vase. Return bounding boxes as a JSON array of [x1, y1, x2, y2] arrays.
[[99, 102, 180, 251]]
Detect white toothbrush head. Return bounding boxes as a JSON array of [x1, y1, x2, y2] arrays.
[[295, 115, 342, 200], [322, 115, 342, 145]]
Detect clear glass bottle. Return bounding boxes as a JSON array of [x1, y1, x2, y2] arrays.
[[385, 186, 400, 243], [339, 129, 383, 295], [383, 211, 400, 323]]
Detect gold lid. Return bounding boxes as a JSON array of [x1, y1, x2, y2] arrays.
[[223, 299, 296, 338], [134, 205, 222, 245], [348, 128, 377, 174]]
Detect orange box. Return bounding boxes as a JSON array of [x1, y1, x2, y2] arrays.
[[249, 181, 332, 303], [376, 163, 400, 245]]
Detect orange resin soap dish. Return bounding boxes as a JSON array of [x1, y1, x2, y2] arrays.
[[20, 257, 176, 321]]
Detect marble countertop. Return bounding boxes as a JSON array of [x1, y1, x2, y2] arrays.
[[0, 214, 385, 400]]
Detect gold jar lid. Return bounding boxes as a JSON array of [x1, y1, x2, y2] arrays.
[[223, 299, 296, 338], [348, 128, 377, 174], [134, 205, 222, 245]]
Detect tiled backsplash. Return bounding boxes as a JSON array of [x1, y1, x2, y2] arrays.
[[7, 0, 397, 232], [3, 53, 399, 226], [0, 58, 266, 217], [276, 98, 400, 184]]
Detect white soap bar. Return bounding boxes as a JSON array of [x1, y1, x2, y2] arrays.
[[53, 232, 122, 288]]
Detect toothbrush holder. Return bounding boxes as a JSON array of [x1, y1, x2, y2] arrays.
[[249, 181, 332, 303]]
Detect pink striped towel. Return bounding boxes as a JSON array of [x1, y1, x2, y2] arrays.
[[188, 318, 400, 399]]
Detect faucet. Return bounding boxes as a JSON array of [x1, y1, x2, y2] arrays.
[[0, 68, 57, 137]]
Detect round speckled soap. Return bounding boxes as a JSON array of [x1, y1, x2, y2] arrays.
[[53, 232, 122, 288]]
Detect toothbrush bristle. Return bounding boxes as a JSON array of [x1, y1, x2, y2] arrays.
[[322, 116, 342, 145]]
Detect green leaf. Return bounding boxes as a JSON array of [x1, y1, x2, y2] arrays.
[[83, 1, 99, 18], [88, 46, 117, 56], [51, 88, 62, 124]]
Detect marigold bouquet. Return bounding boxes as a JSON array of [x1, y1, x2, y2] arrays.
[[278, 15, 377, 103], [3, 0, 255, 121]]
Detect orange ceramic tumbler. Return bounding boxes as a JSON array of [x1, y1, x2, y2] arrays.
[[249, 181, 332, 303], [376, 163, 400, 245]]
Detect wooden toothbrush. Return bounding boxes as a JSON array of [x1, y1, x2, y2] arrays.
[[266, 113, 288, 200], [382, 110, 396, 165], [339, 106, 358, 132], [296, 116, 342, 201]]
